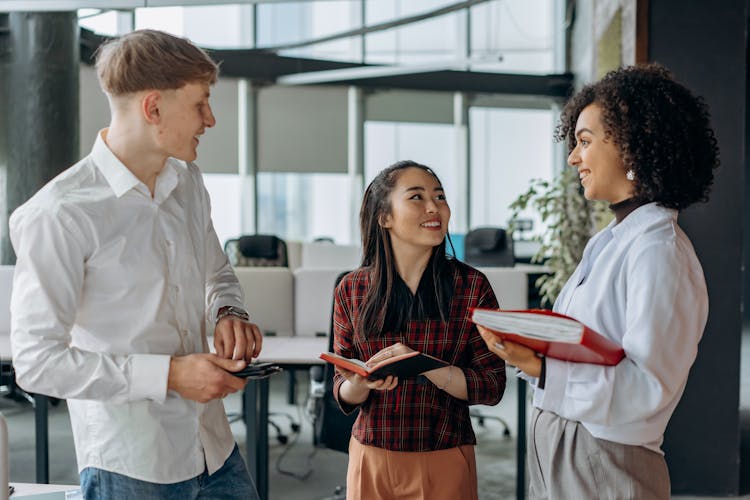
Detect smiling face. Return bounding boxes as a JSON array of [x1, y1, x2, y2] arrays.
[[155, 81, 216, 162], [381, 167, 451, 255], [568, 103, 633, 204]]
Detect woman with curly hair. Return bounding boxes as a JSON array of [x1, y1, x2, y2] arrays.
[[333, 160, 506, 499], [478, 63, 719, 499]]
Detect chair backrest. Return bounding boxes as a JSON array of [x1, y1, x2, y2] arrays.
[[313, 270, 358, 453], [224, 234, 288, 267], [463, 227, 515, 267]]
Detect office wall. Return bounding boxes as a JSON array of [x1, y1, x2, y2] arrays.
[[648, 0, 745, 495]]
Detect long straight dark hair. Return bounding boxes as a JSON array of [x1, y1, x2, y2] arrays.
[[357, 160, 457, 340]]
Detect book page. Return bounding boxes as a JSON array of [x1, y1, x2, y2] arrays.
[[472, 310, 583, 342]]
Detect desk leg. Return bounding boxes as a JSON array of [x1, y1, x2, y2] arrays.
[[286, 369, 296, 405], [258, 380, 269, 500], [516, 379, 527, 500], [34, 394, 49, 484], [244, 379, 269, 500]]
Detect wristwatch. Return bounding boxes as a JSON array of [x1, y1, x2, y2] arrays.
[[216, 305, 250, 324]]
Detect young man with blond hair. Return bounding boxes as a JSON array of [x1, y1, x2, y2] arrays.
[[10, 29, 261, 499]]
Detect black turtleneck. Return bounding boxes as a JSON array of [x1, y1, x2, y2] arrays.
[[609, 198, 647, 224]]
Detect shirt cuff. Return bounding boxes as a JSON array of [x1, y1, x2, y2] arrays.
[[129, 354, 171, 403], [538, 357, 569, 411]]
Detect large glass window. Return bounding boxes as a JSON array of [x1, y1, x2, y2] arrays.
[[256, 173, 352, 244], [469, 107, 556, 236], [78, 1, 565, 249], [203, 174, 241, 248], [365, 122, 460, 233]]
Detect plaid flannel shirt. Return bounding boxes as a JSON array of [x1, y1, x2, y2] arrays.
[[332, 262, 506, 452]]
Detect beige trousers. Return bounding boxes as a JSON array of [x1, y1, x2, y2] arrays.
[[528, 408, 670, 500], [346, 437, 478, 500]]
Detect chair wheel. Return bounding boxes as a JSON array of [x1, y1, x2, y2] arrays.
[[277, 435, 288, 445], [503, 428, 511, 438]]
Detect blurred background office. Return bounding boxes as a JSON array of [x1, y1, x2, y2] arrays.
[[0, 0, 747, 498]]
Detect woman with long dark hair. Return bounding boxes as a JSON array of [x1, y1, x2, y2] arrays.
[[479, 64, 719, 499], [332, 160, 506, 500]]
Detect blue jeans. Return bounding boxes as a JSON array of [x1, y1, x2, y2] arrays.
[[80, 444, 259, 500]]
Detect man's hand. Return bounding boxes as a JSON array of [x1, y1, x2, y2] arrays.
[[477, 325, 542, 378], [167, 353, 248, 403], [214, 316, 263, 361]]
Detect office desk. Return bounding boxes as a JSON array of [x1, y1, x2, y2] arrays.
[[244, 336, 326, 500], [10, 482, 79, 497]]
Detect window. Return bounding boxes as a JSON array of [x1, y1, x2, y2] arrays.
[[257, 173, 352, 244], [203, 174, 241, 249], [469, 107, 556, 237]]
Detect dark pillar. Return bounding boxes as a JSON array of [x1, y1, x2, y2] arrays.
[[648, 0, 746, 495], [0, 12, 79, 265]]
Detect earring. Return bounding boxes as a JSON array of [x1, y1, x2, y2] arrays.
[[626, 169, 635, 181]]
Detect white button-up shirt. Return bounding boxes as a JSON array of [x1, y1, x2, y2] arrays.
[[532, 202, 708, 453], [9, 131, 246, 483]]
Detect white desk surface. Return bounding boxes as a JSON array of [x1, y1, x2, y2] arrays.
[[10, 482, 79, 496], [256, 336, 326, 365]]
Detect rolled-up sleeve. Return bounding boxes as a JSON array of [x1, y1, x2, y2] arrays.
[[10, 205, 171, 403]]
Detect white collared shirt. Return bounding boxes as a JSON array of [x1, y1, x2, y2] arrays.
[[9, 131, 246, 483], [532, 202, 708, 453]]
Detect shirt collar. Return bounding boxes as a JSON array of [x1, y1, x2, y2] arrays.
[[610, 201, 678, 240], [91, 129, 141, 198], [91, 129, 180, 202]]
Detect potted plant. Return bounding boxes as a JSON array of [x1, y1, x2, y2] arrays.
[[509, 167, 610, 307]]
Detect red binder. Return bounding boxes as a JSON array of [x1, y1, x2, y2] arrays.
[[471, 308, 625, 366]]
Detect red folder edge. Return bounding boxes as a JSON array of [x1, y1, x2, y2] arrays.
[[471, 308, 625, 366]]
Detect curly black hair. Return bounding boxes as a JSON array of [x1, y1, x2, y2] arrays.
[[555, 63, 719, 210]]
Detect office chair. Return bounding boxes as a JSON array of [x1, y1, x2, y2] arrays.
[[223, 234, 298, 444], [224, 234, 288, 268], [0, 362, 34, 405], [310, 271, 358, 454], [463, 227, 515, 267], [463, 227, 514, 437], [304, 271, 355, 499]]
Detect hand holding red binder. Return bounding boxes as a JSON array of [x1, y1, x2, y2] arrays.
[[471, 308, 625, 365]]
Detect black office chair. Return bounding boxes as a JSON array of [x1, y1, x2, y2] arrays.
[[310, 271, 358, 454], [463, 227, 515, 267], [463, 227, 514, 437], [223, 234, 298, 444], [224, 234, 288, 268], [0, 361, 34, 405]]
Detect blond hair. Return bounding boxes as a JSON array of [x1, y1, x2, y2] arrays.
[[95, 29, 218, 96]]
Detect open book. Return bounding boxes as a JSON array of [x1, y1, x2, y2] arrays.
[[320, 351, 448, 380], [471, 308, 625, 365]]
